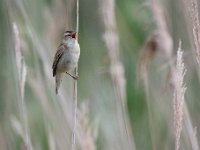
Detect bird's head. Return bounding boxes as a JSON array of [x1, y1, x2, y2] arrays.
[[64, 31, 77, 39]]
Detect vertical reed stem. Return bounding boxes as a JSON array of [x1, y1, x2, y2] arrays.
[[72, 0, 79, 149]]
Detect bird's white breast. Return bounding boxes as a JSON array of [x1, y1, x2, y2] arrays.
[[58, 39, 80, 73], [69, 41, 80, 64]]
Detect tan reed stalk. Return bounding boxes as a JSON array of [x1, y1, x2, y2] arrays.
[[72, 0, 79, 149], [191, 127, 198, 150], [100, 0, 136, 149], [175, 1, 200, 149], [138, 0, 173, 148], [185, 0, 200, 65], [173, 41, 186, 150], [13, 22, 33, 150], [183, 105, 199, 150], [76, 102, 98, 150]]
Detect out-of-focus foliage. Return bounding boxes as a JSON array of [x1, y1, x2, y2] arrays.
[[1, 0, 200, 149]]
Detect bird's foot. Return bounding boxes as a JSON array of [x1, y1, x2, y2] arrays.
[[72, 75, 79, 80], [66, 72, 79, 80]]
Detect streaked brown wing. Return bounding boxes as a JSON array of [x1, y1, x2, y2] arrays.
[[52, 43, 68, 76]]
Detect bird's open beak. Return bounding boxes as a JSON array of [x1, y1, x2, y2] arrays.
[[71, 32, 77, 39]]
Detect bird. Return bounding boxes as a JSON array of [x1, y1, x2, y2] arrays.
[[52, 31, 80, 94]]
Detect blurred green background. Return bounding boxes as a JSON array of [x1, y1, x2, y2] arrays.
[[0, 0, 200, 149]]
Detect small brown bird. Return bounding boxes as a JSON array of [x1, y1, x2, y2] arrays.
[[52, 31, 80, 94]]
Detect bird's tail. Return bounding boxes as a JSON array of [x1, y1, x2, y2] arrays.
[[55, 73, 62, 94]]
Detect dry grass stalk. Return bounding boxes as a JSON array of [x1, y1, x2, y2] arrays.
[[184, 0, 200, 65], [47, 129, 56, 150], [100, 0, 135, 149], [77, 102, 98, 150], [13, 22, 33, 150], [183, 106, 200, 150], [173, 41, 186, 150], [191, 127, 198, 150]]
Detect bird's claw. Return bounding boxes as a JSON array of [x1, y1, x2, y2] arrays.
[[66, 72, 79, 80], [72, 75, 79, 80]]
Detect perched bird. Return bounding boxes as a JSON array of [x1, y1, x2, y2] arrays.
[[52, 31, 80, 94]]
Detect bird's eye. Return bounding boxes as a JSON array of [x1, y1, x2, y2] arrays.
[[64, 33, 71, 37], [64, 31, 73, 37]]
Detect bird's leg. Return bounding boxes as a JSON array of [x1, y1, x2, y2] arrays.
[[66, 72, 79, 80]]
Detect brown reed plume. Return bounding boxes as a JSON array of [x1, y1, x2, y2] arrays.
[[138, 0, 173, 90]]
